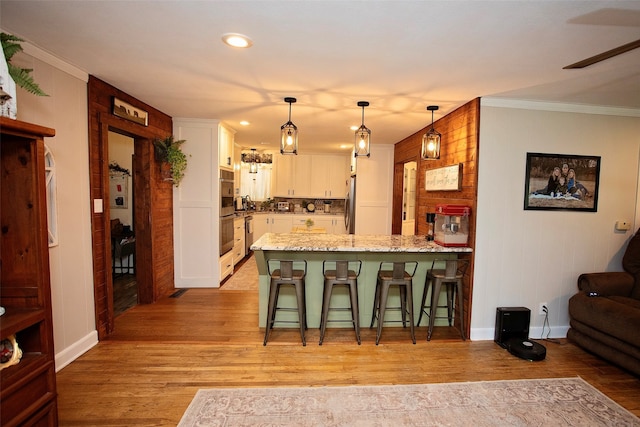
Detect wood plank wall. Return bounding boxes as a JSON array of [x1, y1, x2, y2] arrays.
[[88, 76, 174, 338], [393, 98, 480, 336]]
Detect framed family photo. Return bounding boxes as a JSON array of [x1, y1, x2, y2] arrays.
[[524, 152, 600, 212]]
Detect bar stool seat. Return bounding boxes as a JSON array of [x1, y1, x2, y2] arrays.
[[319, 260, 362, 345], [417, 259, 470, 341], [369, 261, 418, 345], [263, 259, 307, 346]]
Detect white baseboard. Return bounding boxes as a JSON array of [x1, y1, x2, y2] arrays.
[[470, 326, 569, 341], [55, 330, 99, 372]]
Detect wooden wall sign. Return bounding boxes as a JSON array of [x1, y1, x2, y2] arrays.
[[425, 163, 462, 191]]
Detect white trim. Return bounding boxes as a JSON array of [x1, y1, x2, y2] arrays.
[[481, 97, 640, 118], [22, 41, 89, 83], [470, 325, 569, 341], [54, 330, 99, 372]]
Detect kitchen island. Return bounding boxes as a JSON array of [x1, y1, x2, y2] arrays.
[[251, 233, 472, 329]]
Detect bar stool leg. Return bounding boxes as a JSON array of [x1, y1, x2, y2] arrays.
[[295, 282, 307, 346], [375, 282, 391, 345], [263, 281, 279, 346], [319, 281, 333, 345], [427, 280, 443, 341], [370, 277, 381, 328], [399, 285, 407, 327], [417, 276, 431, 326], [349, 281, 361, 345], [406, 280, 416, 344], [456, 281, 466, 340], [446, 284, 454, 326]]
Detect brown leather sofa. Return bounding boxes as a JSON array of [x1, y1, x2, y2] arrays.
[[568, 229, 640, 376]]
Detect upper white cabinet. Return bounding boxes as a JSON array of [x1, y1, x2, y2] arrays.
[[310, 155, 349, 198], [273, 154, 348, 198], [273, 154, 311, 197], [219, 124, 235, 171]]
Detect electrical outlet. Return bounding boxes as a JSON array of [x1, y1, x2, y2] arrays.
[[538, 302, 548, 316]]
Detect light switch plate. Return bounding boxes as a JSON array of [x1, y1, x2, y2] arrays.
[[94, 199, 103, 213]]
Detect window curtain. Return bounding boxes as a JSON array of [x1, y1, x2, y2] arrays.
[[240, 162, 272, 201]]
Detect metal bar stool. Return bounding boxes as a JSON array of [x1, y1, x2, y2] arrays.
[[263, 259, 308, 346], [417, 258, 470, 341], [319, 260, 362, 345], [369, 261, 418, 345]]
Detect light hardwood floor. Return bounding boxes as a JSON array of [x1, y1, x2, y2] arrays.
[[56, 260, 640, 426]]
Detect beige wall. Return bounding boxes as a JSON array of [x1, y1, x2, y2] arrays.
[[473, 99, 640, 340], [12, 43, 98, 370]]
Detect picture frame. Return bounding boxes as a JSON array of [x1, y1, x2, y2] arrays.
[[425, 163, 462, 191], [112, 97, 148, 126], [524, 152, 600, 212], [109, 173, 128, 209]]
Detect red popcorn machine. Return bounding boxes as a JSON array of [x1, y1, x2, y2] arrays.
[[434, 204, 470, 247]]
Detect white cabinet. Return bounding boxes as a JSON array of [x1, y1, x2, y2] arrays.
[[219, 251, 234, 281], [310, 155, 349, 198], [219, 124, 235, 171], [233, 217, 245, 266], [252, 213, 293, 241], [273, 154, 310, 197]]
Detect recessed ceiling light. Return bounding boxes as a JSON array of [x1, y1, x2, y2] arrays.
[[339, 144, 351, 149], [350, 125, 359, 131], [222, 33, 253, 48], [240, 120, 250, 126]]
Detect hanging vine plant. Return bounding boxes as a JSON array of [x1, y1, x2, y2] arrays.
[[152, 136, 189, 186]]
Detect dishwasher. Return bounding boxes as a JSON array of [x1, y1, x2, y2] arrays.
[[245, 215, 253, 254]]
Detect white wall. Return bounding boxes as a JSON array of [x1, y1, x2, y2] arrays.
[[472, 99, 640, 340], [11, 42, 98, 369]]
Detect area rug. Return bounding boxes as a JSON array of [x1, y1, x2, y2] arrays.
[[178, 377, 639, 426], [220, 254, 258, 291]]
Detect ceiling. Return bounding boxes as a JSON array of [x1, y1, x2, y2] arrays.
[[1, 1, 639, 154]]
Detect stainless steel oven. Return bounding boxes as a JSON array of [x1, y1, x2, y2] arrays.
[[220, 170, 235, 255], [220, 170, 235, 217], [220, 214, 234, 256]]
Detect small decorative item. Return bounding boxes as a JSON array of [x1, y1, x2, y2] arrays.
[[112, 96, 148, 126], [525, 152, 600, 212], [152, 135, 189, 187], [0, 335, 23, 371], [305, 218, 314, 230]]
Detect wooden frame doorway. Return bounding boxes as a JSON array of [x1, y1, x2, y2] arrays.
[[88, 76, 175, 339]]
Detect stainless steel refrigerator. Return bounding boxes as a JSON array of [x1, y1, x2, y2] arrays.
[[344, 175, 356, 234]]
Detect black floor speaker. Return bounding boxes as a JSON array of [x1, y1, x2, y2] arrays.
[[495, 307, 546, 361]]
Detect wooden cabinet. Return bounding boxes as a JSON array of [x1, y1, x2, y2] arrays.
[[1, 118, 58, 427], [218, 124, 235, 171], [291, 214, 346, 234], [219, 251, 234, 281], [274, 154, 348, 198], [232, 217, 245, 266]]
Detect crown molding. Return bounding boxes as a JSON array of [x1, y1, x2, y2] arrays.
[[481, 97, 640, 118]]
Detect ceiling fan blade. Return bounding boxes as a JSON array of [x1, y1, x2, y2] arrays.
[[564, 38, 640, 69]]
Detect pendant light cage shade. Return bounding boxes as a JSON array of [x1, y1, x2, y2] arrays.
[[280, 97, 298, 155], [421, 105, 441, 160], [354, 101, 371, 158], [249, 148, 258, 173]]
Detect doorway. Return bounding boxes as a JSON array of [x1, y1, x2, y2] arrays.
[[108, 132, 138, 316], [401, 161, 417, 235]]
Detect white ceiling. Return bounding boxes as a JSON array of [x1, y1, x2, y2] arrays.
[[2, 1, 639, 154]]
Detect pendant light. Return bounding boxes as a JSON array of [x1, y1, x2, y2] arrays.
[[354, 101, 371, 158], [249, 148, 258, 174], [421, 105, 441, 160], [280, 97, 298, 155]]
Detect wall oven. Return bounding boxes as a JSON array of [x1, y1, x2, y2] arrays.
[[220, 170, 235, 255]]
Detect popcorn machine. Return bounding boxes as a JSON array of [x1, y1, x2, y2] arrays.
[[434, 204, 470, 247]]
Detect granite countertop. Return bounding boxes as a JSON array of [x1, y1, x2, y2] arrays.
[[250, 233, 472, 253]]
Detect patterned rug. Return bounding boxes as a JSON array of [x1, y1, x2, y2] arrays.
[[178, 377, 639, 426], [220, 254, 258, 291]]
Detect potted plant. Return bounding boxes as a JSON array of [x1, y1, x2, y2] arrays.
[[152, 136, 188, 186]]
